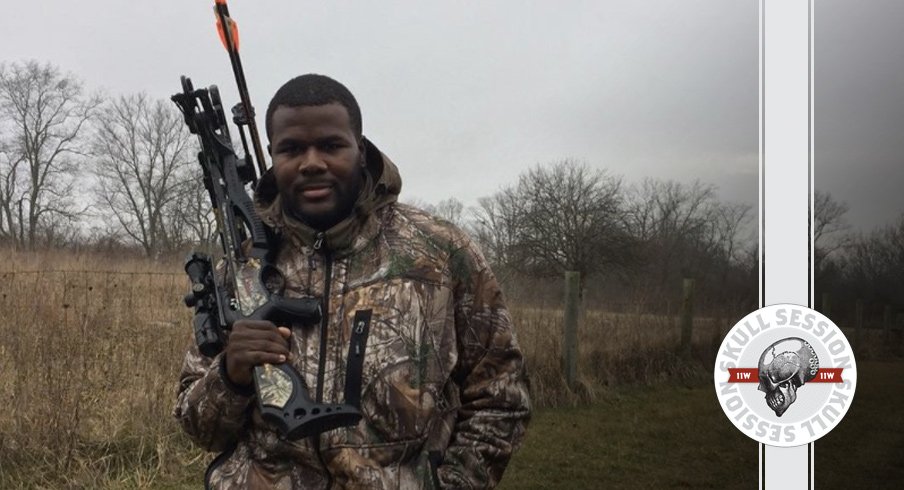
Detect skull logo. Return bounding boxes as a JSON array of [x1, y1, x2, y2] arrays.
[[757, 338, 819, 417]]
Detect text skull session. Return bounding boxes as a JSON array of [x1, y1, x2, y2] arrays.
[[714, 304, 857, 447]]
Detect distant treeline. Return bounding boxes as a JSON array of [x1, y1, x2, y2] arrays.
[[814, 191, 904, 327], [2, 60, 896, 318], [412, 164, 757, 317]]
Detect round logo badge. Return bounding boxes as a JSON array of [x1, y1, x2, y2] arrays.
[[714, 304, 857, 447]]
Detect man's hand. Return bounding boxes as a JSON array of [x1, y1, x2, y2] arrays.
[[225, 320, 292, 387]]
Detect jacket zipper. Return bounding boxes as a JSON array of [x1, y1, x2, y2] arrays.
[[314, 235, 331, 403], [312, 232, 332, 489]]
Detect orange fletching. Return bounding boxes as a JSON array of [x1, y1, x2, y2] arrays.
[[215, 15, 241, 52], [215, 0, 227, 5]]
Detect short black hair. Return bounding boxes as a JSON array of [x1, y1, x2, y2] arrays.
[[265, 74, 362, 140]]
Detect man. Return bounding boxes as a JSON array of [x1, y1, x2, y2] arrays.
[[174, 74, 531, 489]]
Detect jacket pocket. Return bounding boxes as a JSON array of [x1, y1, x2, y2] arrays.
[[204, 445, 236, 490], [345, 281, 449, 444], [361, 355, 439, 442]]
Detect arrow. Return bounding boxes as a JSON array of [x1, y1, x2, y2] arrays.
[[215, 2, 240, 52], [213, 0, 268, 178]]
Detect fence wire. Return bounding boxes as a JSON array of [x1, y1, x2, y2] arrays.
[[0, 270, 190, 332]]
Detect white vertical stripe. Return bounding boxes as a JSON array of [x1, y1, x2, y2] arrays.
[[760, 0, 813, 488]]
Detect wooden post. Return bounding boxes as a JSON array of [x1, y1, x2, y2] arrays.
[[821, 292, 831, 318], [680, 278, 695, 356], [854, 299, 863, 350], [563, 271, 580, 390]]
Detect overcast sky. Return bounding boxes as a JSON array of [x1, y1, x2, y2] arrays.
[[0, 1, 900, 231], [816, 0, 904, 232]]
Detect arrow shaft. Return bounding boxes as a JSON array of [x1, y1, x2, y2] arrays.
[[214, 0, 268, 177]]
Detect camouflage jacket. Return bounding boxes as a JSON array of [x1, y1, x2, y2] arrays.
[[174, 140, 531, 489]]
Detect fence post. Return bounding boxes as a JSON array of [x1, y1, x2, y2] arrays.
[[680, 278, 695, 356], [563, 271, 580, 390], [855, 299, 863, 350]]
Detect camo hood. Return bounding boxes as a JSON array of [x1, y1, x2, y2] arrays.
[[254, 137, 402, 257]]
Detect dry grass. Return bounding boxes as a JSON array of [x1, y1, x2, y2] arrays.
[[512, 306, 730, 409], [0, 248, 743, 487], [0, 249, 209, 488]]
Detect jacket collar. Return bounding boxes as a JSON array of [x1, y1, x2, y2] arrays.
[[254, 137, 401, 258]]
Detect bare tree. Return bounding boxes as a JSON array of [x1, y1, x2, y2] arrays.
[[841, 218, 904, 308], [172, 166, 216, 253], [0, 140, 24, 244], [712, 201, 754, 267], [506, 159, 632, 299], [0, 60, 98, 248], [432, 197, 465, 227], [813, 190, 850, 273], [626, 179, 721, 287], [471, 187, 523, 279], [90, 93, 199, 257], [622, 178, 756, 311], [402, 196, 466, 227], [627, 179, 717, 243], [710, 201, 755, 309]]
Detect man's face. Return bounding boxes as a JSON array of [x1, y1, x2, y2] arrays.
[[269, 103, 364, 231]]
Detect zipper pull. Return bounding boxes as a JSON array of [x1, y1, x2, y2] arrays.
[[353, 320, 366, 356], [304, 246, 317, 271], [313, 233, 324, 251]]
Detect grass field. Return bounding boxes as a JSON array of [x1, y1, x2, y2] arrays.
[[500, 382, 758, 489], [816, 360, 904, 489], [5, 362, 893, 489], [500, 360, 904, 489], [0, 249, 901, 488]]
